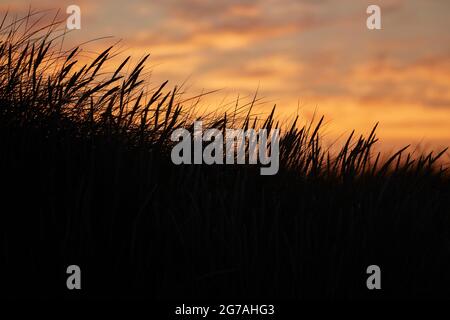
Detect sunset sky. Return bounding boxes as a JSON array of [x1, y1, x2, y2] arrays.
[[2, 0, 450, 154]]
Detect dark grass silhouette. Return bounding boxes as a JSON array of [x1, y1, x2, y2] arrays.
[[1, 12, 450, 300]]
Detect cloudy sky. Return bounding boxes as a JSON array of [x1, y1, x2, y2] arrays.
[[2, 0, 450, 153]]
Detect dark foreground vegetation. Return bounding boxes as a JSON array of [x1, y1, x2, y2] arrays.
[[1, 13, 450, 300]]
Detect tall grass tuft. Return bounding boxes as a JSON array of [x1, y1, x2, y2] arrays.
[[1, 11, 449, 300]]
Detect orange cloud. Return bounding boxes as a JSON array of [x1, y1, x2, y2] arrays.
[[1, 0, 449, 153]]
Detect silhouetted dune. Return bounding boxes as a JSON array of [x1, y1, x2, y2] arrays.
[[1, 13, 449, 300]]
